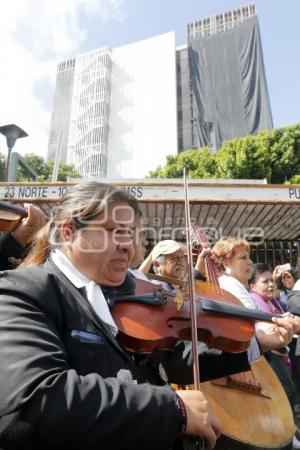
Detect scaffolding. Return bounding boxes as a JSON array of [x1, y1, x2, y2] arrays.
[[68, 48, 112, 179], [187, 3, 256, 38]]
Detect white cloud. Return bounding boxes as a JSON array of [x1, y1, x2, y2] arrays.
[[0, 0, 125, 160]]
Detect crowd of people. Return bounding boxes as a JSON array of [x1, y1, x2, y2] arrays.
[[138, 234, 300, 449], [0, 181, 299, 449]]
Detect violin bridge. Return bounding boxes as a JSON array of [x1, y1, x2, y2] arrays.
[[212, 375, 271, 398], [175, 286, 185, 311]]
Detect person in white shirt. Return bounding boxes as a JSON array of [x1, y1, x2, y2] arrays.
[[139, 236, 299, 352], [212, 236, 300, 352]]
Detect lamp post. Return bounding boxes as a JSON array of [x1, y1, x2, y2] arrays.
[[0, 124, 28, 181]]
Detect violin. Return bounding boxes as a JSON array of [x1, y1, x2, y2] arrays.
[[0, 201, 27, 232], [112, 225, 286, 355], [111, 275, 285, 354]]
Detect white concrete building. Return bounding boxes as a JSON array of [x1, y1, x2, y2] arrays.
[[107, 32, 177, 178], [48, 32, 177, 179], [48, 3, 272, 179]]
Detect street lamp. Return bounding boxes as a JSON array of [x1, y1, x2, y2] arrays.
[[0, 124, 28, 181]]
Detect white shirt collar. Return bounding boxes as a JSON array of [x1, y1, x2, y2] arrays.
[[51, 249, 91, 289], [51, 249, 118, 336]]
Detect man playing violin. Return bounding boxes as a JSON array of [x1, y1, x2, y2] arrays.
[[137, 239, 187, 289], [137, 239, 206, 286], [0, 182, 265, 450]]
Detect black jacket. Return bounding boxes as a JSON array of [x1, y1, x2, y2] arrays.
[[0, 234, 24, 270], [0, 261, 250, 450], [287, 290, 300, 317]]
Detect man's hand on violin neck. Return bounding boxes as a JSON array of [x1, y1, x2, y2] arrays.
[[176, 389, 222, 449], [281, 312, 300, 334], [272, 315, 299, 343], [256, 315, 297, 352], [194, 246, 212, 274]]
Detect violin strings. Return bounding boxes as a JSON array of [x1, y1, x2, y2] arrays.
[[194, 226, 222, 295]]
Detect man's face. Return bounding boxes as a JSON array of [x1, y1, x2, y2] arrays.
[[155, 248, 187, 280], [62, 203, 136, 286]]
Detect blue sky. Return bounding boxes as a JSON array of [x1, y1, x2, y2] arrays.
[[0, 0, 299, 159]]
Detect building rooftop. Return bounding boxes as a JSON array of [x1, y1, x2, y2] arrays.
[[187, 3, 256, 39]]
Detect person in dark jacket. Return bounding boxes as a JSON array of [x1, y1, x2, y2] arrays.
[[0, 202, 46, 270], [0, 182, 257, 450]]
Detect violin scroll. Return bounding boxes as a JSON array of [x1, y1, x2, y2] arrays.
[[0, 201, 27, 232]]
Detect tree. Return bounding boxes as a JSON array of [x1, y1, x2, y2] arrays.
[[17, 153, 81, 182], [0, 151, 6, 181], [17, 154, 47, 181], [148, 123, 300, 183], [214, 135, 261, 179], [148, 148, 217, 178], [288, 175, 300, 184], [267, 125, 300, 183], [45, 160, 81, 182]]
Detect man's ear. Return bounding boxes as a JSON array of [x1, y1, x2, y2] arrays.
[[61, 220, 76, 242]]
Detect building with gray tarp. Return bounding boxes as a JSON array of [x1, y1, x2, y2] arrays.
[[177, 4, 273, 152]]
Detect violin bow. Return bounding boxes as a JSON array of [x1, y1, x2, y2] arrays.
[[184, 169, 207, 450], [183, 167, 200, 389]]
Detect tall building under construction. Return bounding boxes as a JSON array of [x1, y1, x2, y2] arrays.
[[48, 3, 273, 179]]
